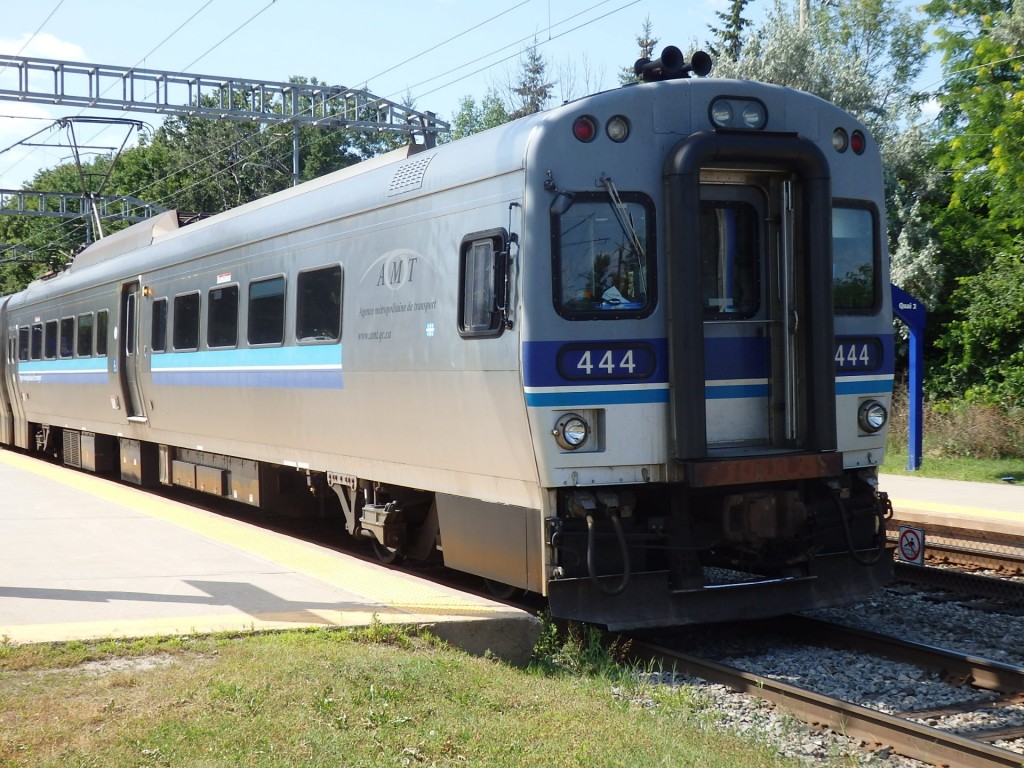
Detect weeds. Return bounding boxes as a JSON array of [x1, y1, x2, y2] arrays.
[[888, 387, 1024, 461], [529, 610, 632, 678]]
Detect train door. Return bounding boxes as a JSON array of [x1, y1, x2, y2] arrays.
[[119, 281, 147, 421], [664, 133, 835, 461], [0, 298, 13, 445], [699, 173, 800, 450]]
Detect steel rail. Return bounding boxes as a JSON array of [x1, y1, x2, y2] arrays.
[[894, 562, 1024, 604], [781, 615, 1024, 692], [633, 640, 1024, 768], [887, 518, 1024, 571]]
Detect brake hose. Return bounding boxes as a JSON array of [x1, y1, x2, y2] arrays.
[[834, 492, 890, 566], [585, 512, 631, 596]]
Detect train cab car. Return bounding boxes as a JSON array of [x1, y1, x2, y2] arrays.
[[0, 47, 894, 630]]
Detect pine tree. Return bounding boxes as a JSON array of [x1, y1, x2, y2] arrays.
[[619, 18, 659, 85], [709, 0, 751, 60], [509, 43, 554, 119]]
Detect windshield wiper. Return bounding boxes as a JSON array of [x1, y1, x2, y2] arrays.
[[600, 175, 647, 295]]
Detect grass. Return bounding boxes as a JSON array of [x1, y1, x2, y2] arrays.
[[0, 622, 805, 768], [884, 392, 1024, 483], [881, 448, 1024, 483]]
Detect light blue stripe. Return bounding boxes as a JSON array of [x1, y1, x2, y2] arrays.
[[152, 344, 341, 371], [705, 384, 769, 399], [836, 379, 894, 396], [20, 358, 107, 373], [526, 389, 669, 406]]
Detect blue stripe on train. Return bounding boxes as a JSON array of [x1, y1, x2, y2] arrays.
[[151, 345, 343, 389], [523, 337, 772, 389]]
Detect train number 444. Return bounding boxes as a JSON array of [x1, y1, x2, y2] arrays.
[[834, 340, 880, 370], [576, 349, 637, 375]]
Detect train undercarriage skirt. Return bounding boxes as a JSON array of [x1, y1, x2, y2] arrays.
[[546, 547, 895, 631]]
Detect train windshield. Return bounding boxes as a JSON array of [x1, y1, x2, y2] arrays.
[[552, 192, 654, 318]]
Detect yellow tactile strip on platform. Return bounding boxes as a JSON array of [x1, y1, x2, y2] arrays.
[[0, 450, 504, 620]]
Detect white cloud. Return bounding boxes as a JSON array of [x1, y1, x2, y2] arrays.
[[0, 33, 90, 186], [0, 31, 85, 60]]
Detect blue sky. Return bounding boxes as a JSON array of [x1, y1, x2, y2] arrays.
[[0, 0, 935, 189]]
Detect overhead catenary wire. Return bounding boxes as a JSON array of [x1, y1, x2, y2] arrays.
[[3, 0, 644, 265]]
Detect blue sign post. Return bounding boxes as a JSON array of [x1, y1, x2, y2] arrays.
[[891, 285, 926, 470]]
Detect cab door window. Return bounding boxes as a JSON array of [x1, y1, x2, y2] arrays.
[[458, 229, 507, 338], [699, 201, 760, 318]]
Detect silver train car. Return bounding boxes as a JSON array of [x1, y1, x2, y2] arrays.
[[0, 49, 895, 629]]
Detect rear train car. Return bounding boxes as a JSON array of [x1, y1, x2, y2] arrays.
[[0, 49, 894, 629]]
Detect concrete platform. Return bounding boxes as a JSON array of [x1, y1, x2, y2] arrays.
[[0, 449, 539, 664], [881, 473, 1023, 535]]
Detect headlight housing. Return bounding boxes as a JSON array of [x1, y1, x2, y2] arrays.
[[857, 399, 888, 433], [709, 97, 767, 130], [552, 413, 590, 450]]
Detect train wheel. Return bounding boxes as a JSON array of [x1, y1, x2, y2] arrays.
[[483, 578, 524, 600], [372, 539, 402, 565]]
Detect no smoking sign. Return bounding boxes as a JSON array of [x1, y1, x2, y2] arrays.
[[898, 525, 925, 565]]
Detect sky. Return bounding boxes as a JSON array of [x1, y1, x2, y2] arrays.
[[0, 0, 938, 190]]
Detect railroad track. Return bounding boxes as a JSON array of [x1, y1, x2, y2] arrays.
[[631, 616, 1024, 767], [888, 518, 1024, 574]]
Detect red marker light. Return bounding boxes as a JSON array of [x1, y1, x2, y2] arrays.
[[851, 130, 866, 155], [573, 116, 597, 143]]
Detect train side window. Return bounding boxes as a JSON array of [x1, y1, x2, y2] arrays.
[[173, 292, 201, 350], [458, 229, 507, 337], [296, 265, 341, 342], [77, 313, 94, 357], [151, 299, 167, 353], [552, 192, 655, 319], [18, 327, 29, 361], [833, 203, 879, 313], [207, 286, 238, 348], [96, 310, 108, 356], [59, 317, 74, 358], [249, 276, 285, 345], [30, 324, 42, 360], [44, 320, 58, 359]]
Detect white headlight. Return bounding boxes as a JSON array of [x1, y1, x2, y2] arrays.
[[857, 399, 888, 433], [552, 413, 590, 450], [606, 115, 630, 142], [741, 102, 766, 128], [710, 101, 733, 127]]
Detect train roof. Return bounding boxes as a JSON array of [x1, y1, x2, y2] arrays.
[[7, 73, 871, 308]]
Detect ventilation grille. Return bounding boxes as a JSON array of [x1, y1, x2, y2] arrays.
[[388, 155, 433, 197], [63, 430, 82, 468]]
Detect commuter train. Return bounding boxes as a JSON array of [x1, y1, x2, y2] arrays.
[[0, 48, 895, 630]]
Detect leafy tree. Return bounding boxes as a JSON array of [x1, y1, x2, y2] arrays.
[[940, 249, 1024, 404], [442, 91, 509, 142], [0, 73, 419, 291], [712, 0, 927, 141], [923, 0, 1024, 403]]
